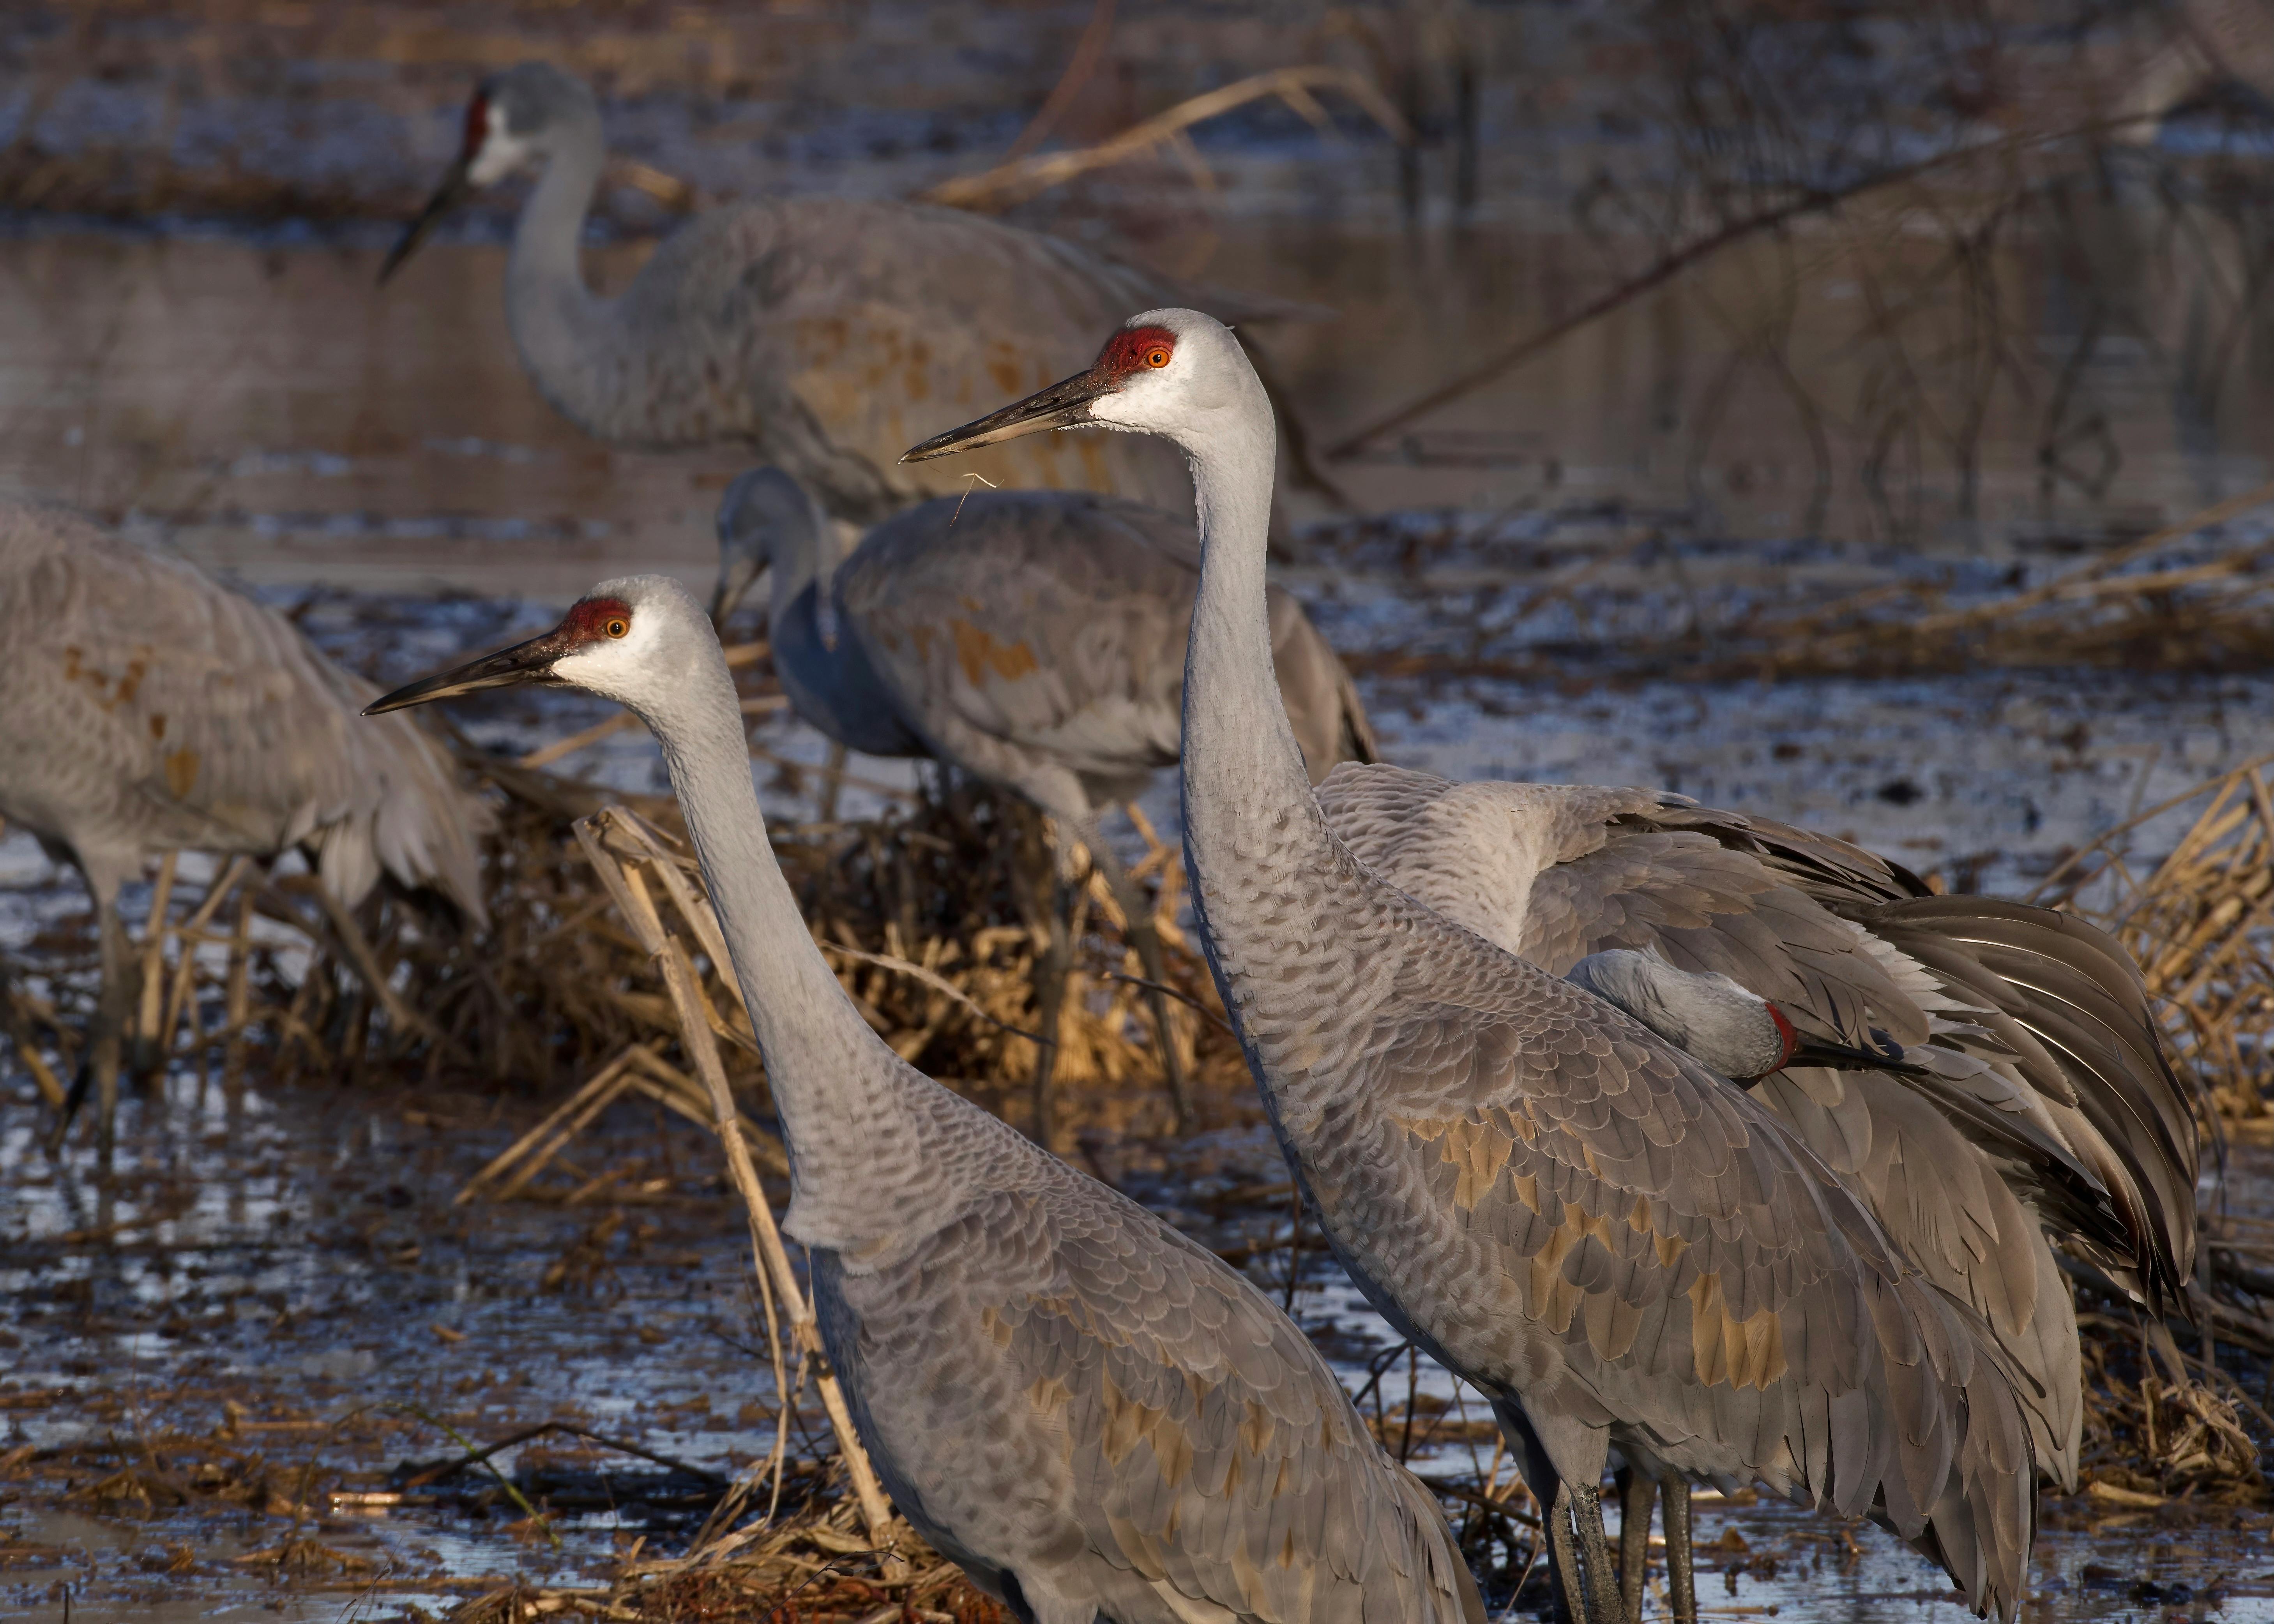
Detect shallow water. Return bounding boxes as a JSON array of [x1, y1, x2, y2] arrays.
[[8, 1072, 2273, 1623]]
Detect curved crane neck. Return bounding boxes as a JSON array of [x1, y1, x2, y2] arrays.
[[633, 631, 956, 1253], [503, 122, 623, 427], [1178, 389, 1356, 1079], [760, 521, 928, 759]]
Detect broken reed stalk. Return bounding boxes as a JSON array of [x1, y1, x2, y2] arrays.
[[574, 807, 906, 1580], [924, 64, 1411, 212], [132, 850, 177, 1046]]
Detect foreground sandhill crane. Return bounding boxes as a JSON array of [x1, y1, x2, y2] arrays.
[[712, 466, 1375, 1139], [380, 61, 1316, 528], [1311, 775, 2192, 1570], [0, 503, 489, 1147], [366, 574, 1484, 1624], [906, 311, 2043, 1624]]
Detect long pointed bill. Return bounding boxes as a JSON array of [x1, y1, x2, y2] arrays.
[[364, 626, 571, 715], [379, 155, 474, 285], [900, 365, 1114, 462]]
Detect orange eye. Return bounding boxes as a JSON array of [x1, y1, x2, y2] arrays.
[[1144, 347, 1171, 369], [604, 617, 629, 639]]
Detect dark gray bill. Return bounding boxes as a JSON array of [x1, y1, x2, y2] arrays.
[[900, 365, 1113, 462], [379, 155, 473, 286], [1781, 1028, 1928, 1079], [363, 627, 569, 715]]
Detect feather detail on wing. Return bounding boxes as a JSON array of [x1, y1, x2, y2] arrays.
[[837, 489, 1368, 791], [0, 506, 489, 922], [1297, 906, 2036, 1617]]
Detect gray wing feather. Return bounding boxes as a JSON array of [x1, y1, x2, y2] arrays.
[[838, 491, 1363, 796], [1266, 882, 2035, 1615], [825, 1132, 1481, 1624], [0, 505, 488, 920], [599, 199, 1219, 524]]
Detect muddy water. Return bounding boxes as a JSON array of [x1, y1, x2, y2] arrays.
[[8, 1068, 2274, 1624], [0, 179, 2269, 605]]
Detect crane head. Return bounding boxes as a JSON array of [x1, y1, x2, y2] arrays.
[[367, 578, 721, 724], [901, 307, 1253, 464], [711, 467, 822, 630], [380, 62, 594, 285]]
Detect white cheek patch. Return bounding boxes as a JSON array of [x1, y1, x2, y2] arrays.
[[468, 125, 535, 187]]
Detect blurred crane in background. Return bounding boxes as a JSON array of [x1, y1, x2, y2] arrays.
[[0, 503, 489, 1149], [380, 62, 1322, 531]]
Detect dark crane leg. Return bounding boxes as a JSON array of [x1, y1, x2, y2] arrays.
[[1661, 1476, 1696, 1624], [49, 896, 134, 1157], [1548, 1482, 1585, 1624], [1615, 1464, 1654, 1620], [1570, 1481, 1630, 1624], [1009, 821, 1071, 1152]]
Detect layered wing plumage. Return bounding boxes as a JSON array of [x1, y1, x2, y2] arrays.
[[0, 504, 489, 918], [836, 490, 1371, 800], [820, 1116, 1481, 1624], [1315, 761, 2195, 1493], [1217, 848, 2037, 1618], [580, 199, 1319, 526]]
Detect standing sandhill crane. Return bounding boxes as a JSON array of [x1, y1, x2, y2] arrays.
[[711, 466, 1376, 1142], [1305, 775, 2189, 1608], [366, 575, 1485, 1624], [0, 502, 489, 1148], [905, 311, 2043, 1624], [380, 61, 1313, 529]]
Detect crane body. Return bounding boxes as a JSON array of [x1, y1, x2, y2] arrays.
[[903, 310, 2044, 1624], [0, 503, 488, 1146], [383, 62, 1317, 530], [367, 576, 1485, 1624]]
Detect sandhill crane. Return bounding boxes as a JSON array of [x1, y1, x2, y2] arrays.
[[905, 311, 2043, 1624], [712, 465, 1375, 1141], [0, 502, 488, 1148], [365, 575, 1485, 1624], [380, 61, 1316, 529], [1304, 774, 2189, 1609]]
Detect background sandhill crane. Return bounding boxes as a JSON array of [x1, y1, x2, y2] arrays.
[[1311, 770, 2190, 1609], [711, 466, 1376, 1142], [366, 575, 1485, 1624], [0, 502, 489, 1148], [904, 311, 2042, 1624], [380, 61, 1313, 530]]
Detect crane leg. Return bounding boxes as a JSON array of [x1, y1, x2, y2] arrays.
[[1028, 874, 1071, 1153], [1548, 1483, 1586, 1624], [1083, 823, 1189, 1134], [816, 740, 848, 823], [1660, 1476, 1696, 1624], [1615, 1464, 1655, 1621], [1004, 805, 1069, 1151], [1571, 1482, 1631, 1624], [50, 898, 133, 1156]]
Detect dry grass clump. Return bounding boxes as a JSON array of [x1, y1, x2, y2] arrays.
[[453, 1478, 1009, 1624], [2033, 756, 2274, 1133], [89, 746, 1246, 1154], [2075, 1316, 2269, 1507]]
